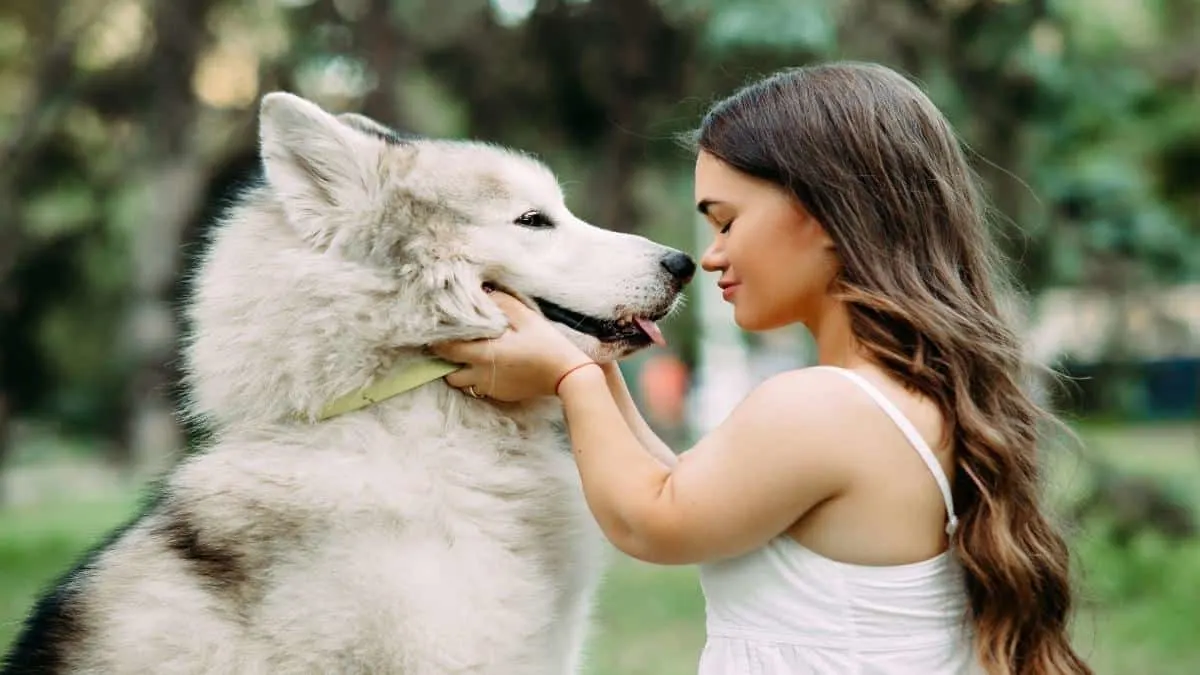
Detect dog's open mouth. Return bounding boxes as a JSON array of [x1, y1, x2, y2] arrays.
[[534, 298, 667, 347]]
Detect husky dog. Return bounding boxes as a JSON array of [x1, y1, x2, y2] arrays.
[[2, 92, 694, 674]]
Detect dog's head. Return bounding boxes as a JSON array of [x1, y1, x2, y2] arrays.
[[184, 93, 696, 424], [256, 92, 693, 362]]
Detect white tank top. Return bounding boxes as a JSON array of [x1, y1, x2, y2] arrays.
[[696, 367, 984, 674]]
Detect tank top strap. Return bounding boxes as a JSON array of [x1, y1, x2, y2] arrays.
[[811, 366, 959, 536]]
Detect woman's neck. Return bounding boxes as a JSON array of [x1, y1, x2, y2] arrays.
[[811, 297, 867, 368]]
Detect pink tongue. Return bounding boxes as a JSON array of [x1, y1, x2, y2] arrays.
[[633, 317, 667, 346]]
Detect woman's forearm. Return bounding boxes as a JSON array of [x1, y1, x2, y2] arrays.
[[557, 365, 673, 555], [601, 363, 679, 467]]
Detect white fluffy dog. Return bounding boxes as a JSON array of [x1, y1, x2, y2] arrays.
[[1, 92, 694, 674]]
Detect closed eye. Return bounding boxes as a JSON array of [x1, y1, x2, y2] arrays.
[[514, 210, 555, 229]]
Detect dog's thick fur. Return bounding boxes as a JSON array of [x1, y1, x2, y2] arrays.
[[2, 93, 692, 674]]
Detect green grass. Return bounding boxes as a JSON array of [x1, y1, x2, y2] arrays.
[[583, 558, 706, 675], [1, 422, 1198, 673], [1071, 532, 1200, 675]]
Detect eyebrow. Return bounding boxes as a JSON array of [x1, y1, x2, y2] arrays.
[[696, 199, 726, 215]]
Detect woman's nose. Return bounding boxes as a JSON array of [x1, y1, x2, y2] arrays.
[[700, 240, 725, 272]]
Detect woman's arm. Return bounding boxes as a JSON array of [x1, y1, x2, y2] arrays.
[[600, 362, 679, 468], [556, 365, 853, 565], [556, 364, 675, 555], [432, 292, 850, 565]]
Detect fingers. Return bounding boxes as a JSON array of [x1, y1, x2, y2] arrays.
[[431, 335, 496, 397], [444, 365, 491, 399], [443, 367, 476, 389], [430, 337, 490, 364]]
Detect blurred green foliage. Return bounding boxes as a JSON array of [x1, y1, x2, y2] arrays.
[[1, 0, 1197, 467]]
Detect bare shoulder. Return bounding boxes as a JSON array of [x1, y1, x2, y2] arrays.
[[694, 365, 887, 478], [733, 366, 881, 434], [649, 367, 889, 562], [728, 365, 927, 466]]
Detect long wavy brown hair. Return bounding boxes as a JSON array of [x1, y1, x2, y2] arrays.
[[695, 61, 1091, 674]]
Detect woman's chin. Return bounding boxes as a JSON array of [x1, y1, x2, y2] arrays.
[[732, 304, 793, 333], [731, 304, 760, 332]]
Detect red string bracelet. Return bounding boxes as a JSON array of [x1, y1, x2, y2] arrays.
[[554, 361, 599, 395]]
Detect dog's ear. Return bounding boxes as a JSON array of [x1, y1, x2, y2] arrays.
[[336, 112, 424, 145], [258, 92, 388, 247]]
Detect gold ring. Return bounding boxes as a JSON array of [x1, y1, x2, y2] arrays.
[[466, 385, 483, 399]]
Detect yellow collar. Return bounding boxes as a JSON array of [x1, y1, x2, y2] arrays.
[[317, 357, 461, 420]]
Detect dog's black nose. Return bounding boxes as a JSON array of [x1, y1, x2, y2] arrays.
[[661, 251, 697, 283]]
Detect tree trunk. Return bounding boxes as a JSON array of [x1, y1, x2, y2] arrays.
[[121, 0, 215, 478], [595, 118, 641, 234], [358, 0, 410, 125]]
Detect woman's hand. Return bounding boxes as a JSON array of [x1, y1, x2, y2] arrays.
[[431, 290, 596, 402]]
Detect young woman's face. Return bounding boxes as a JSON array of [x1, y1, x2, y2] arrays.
[[695, 151, 839, 332]]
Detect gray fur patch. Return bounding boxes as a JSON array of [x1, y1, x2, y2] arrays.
[[151, 502, 247, 595]]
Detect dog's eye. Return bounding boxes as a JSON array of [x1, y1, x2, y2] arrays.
[[514, 210, 554, 229]]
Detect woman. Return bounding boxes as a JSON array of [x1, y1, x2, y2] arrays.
[[432, 62, 1091, 675]]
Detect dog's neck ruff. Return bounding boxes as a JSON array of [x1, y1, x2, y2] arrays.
[[317, 357, 462, 420]]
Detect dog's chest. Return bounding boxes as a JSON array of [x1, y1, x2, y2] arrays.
[[340, 413, 596, 553], [435, 426, 593, 551]]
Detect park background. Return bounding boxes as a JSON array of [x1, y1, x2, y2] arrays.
[[1, 0, 1199, 672]]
